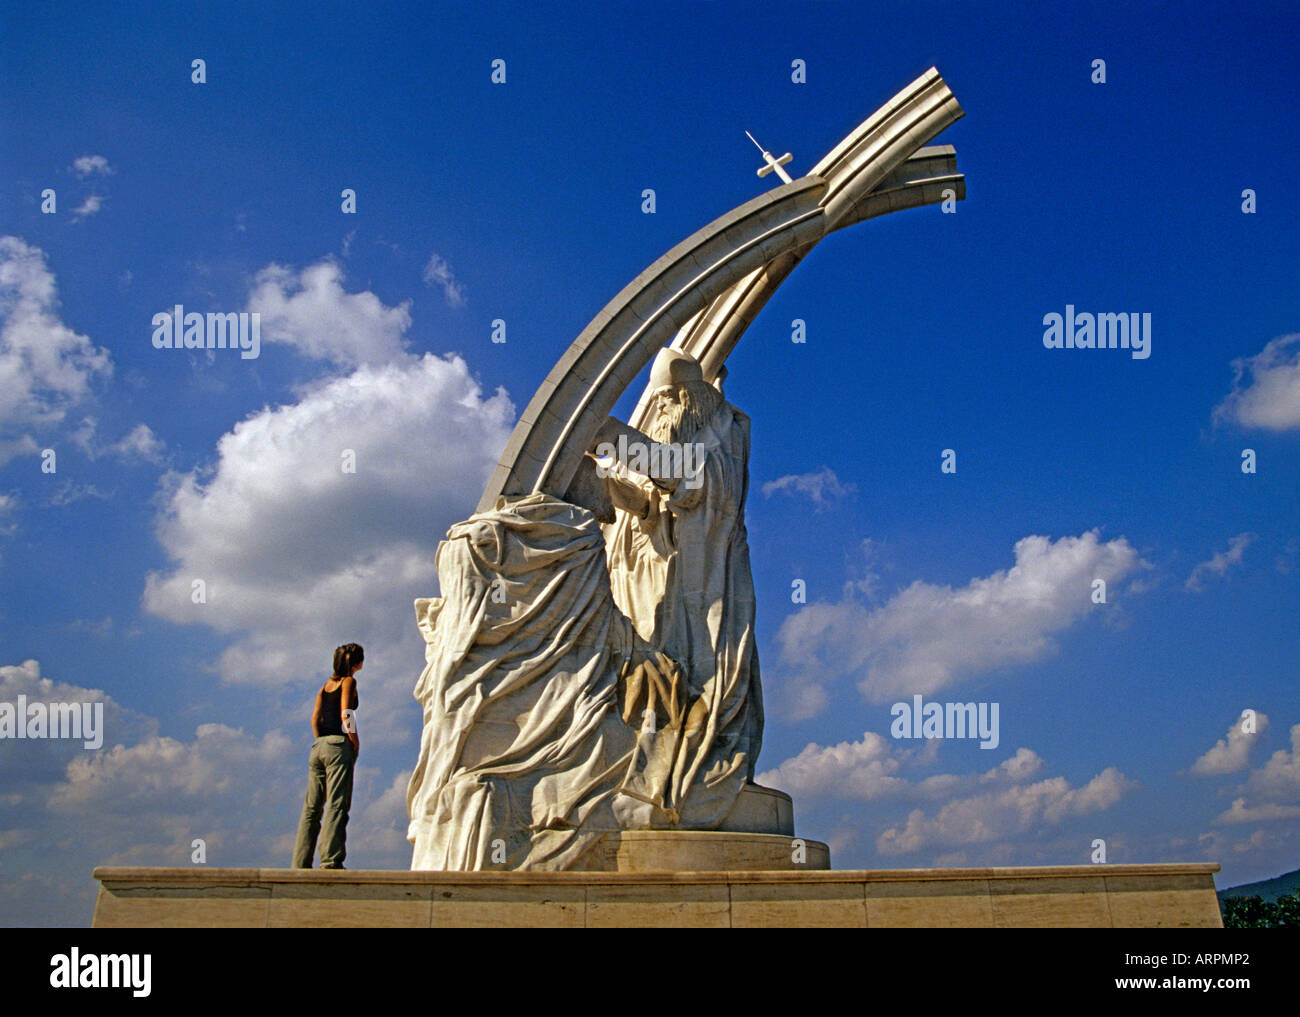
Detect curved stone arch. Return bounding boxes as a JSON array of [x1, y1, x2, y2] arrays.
[[628, 145, 965, 431], [477, 67, 964, 513]]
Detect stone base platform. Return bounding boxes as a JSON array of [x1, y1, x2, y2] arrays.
[[91, 862, 1221, 928], [574, 830, 829, 871], [721, 783, 795, 835]]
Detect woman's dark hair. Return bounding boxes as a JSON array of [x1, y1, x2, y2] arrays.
[[332, 643, 364, 678]]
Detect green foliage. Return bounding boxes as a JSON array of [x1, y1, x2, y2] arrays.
[[1220, 893, 1300, 928], [1275, 893, 1300, 927]]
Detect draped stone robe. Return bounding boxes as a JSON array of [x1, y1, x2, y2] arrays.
[[603, 400, 764, 828], [406, 494, 688, 871], [407, 402, 763, 870]]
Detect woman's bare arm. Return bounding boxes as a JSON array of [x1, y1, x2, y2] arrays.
[[341, 676, 359, 755]]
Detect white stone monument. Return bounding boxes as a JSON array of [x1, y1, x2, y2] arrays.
[[406, 68, 968, 872]]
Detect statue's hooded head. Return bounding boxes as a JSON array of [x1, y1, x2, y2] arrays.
[[648, 349, 723, 444]]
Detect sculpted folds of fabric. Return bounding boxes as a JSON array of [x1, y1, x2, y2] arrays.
[[407, 494, 696, 870], [407, 393, 765, 869]]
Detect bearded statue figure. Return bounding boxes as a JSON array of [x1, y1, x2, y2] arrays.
[[406, 348, 769, 870], [600, 348, 764, 829]]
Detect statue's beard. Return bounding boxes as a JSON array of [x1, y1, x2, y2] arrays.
[[649, 381, 721, 444]]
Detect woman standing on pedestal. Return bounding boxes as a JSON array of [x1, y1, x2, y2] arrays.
[[292, 643, 362, 869]]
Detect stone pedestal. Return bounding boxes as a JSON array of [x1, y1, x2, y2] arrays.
[[91, 862, 1222, 928], [559, 782, 824, 871], [720, 782, 795, 835], [578, 830, 829, 872]]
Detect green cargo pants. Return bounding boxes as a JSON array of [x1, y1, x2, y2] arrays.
[[292, 735, 356, 868]]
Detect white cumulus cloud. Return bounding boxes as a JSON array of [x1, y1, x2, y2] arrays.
[[876, 767, 1136, 855], [773, 531, 1144, 717], [249, 259, 412, 366], [51, 724, 293, 809], [1207, 722, 1300, 827], [1213, 333, 1300, 431], [757, 727, 1135, 859], [0, 660, 156, 793], [0, 658, 414, 924], [1242, 723, 1300, 801], [142, 352, 514, 740], [0, 237, 112, 452], [1189, 711, 1268, 776], [756, 732, 908, 801]]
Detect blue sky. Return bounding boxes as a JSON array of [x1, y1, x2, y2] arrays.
[[1, 0, 1297, 926]]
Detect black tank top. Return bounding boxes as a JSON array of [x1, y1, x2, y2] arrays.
[[319, 681, 346, 736]]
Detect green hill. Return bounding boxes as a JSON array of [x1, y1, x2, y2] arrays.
[[1218, 867, 1300, 903]]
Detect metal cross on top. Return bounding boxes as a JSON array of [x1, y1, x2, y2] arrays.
[[745, 130, 794, 184]]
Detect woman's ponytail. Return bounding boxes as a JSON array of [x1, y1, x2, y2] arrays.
[[332, 642, 364, 678]]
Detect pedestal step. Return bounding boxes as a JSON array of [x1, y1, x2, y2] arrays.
[[91, 863, 1223, 928], [719, 783, 794, 835], [578, 830, 828, 871]]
